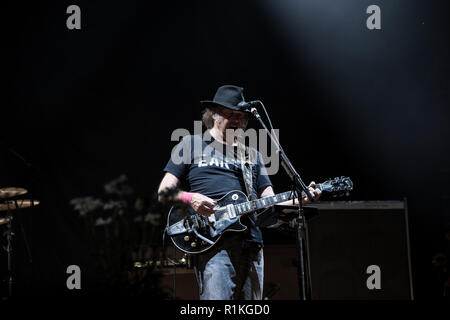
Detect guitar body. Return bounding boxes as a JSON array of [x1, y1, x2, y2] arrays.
[[167, 190, 250, 254]]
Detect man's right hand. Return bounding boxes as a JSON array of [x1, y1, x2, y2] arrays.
[[189, 193, 217, 216]]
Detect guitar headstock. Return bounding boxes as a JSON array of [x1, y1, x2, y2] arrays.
[[320, 176, 353, 197]]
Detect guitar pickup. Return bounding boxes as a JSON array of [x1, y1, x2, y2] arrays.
[[226, 204, 237, 218]]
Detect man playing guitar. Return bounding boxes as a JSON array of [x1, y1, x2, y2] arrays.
[[158, 85, 321, 300]]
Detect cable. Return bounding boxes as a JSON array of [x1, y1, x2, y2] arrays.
[[256, 100, 283, 153], [173, 244, 176, 300], [257, 100, 275, 132], [162, 226, 184, 299]]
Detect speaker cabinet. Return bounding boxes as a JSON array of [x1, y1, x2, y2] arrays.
[[303, 200, 413, 300]]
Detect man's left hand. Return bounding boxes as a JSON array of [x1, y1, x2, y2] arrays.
[[301, 181, 321, 204]]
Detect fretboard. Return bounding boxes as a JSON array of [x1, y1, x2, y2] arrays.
[[234, 191, 295, 216], [234, 183, 323, 216]]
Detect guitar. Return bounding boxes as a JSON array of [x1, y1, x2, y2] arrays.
[[166, 176, 353, 254]]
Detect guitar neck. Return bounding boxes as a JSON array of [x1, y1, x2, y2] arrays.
[[235, 184, 324, 216], [232, 194, 278, 216]]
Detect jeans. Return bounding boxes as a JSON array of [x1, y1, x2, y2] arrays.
[[192, 234, 264, 300]]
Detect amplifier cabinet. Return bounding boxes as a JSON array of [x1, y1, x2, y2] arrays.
[[303, 201, 413, 300]]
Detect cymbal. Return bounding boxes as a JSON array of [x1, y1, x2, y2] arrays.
[[0, 216, 12, 225], [0, 187, 28, 199], [0, 199, 39, 211]]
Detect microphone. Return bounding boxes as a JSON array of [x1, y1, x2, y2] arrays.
[[238, 100, 260, 110]]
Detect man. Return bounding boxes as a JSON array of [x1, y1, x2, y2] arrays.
[[158, 85, 321, 300]]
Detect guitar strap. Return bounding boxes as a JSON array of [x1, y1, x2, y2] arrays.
[[237, 142, 256, 201], [237, 143, 275, 227], [238, 142, 281, 227]]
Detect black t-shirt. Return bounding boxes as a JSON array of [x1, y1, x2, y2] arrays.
[[163, 134, 272, 243]]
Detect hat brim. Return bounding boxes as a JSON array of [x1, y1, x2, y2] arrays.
[[200, 100, 250, 113]]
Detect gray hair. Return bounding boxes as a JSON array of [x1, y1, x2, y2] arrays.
[[202, 106, 249, 130]]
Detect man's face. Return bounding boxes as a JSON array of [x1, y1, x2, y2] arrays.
[[214, 107, 248, 132]]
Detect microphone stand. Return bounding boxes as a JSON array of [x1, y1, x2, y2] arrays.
[[250, 107, 314, 300]]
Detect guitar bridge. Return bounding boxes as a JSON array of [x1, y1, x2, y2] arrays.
[[208, 214, 216, 224]]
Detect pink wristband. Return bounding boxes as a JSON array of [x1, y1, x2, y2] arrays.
[[181, 192, 193, 204]]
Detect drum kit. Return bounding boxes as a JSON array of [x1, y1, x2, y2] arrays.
[[0, 186, 39, 297]]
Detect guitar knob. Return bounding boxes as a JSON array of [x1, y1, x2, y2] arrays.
[[201, 240, 206, 245], [191, 242, 197, 248], [184, 236, 190, 241]]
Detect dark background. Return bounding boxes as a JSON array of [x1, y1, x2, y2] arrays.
[[2, 0, 449, 298]]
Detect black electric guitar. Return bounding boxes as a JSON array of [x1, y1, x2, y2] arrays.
[[166, 176, 353, 254]]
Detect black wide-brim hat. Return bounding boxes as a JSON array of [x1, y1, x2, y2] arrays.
[[200, 85, 250, 112]]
